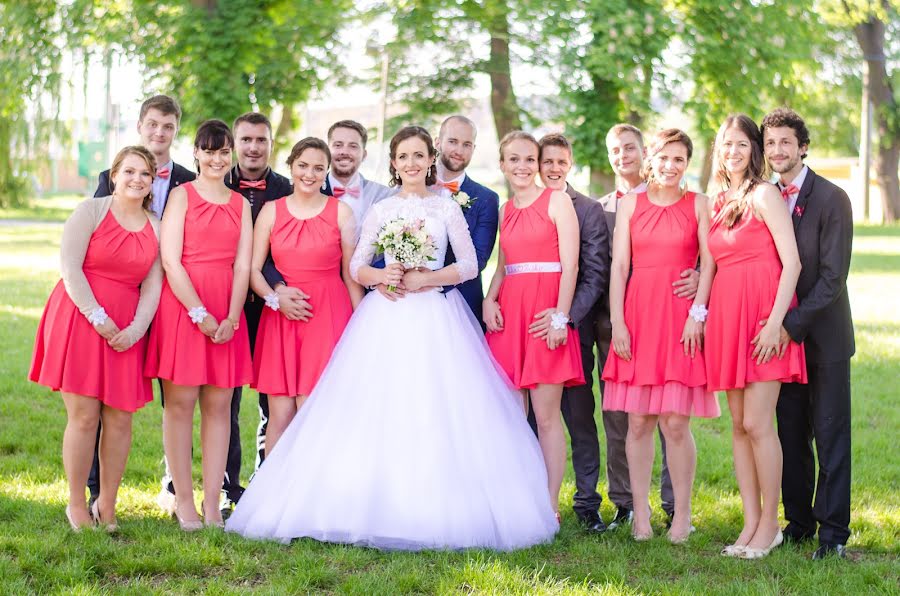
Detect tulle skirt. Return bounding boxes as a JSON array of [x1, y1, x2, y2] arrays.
[[226, 289, 558, 550]]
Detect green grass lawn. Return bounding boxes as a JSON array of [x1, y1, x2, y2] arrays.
[[0, 222, 897, 594]]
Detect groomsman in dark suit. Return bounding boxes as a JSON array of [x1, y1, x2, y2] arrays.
[[218, 112, 292, 517], [430, 115, 500, 323], [596, 125, 699, 528], [761, 108, 855, 560], [93, 95, 195, 215], [87, 94, 195, 507], [535, 133, 610, 532]]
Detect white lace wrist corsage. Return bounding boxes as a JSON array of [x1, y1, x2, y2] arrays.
[[188, 305, 209, 324], [87, 307, 108, 326], [264, 293, 280, 311], [550, 311, 570, 330], [689, 304, 708, 323]]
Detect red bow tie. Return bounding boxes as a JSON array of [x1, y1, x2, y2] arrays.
[[239, 179, 267, 190], [439, 180, 461, 194], [615, 190, 624, 199], [157, 168, 170, 179], [780, 183, 799, 201], [333, 185, 360, 199]]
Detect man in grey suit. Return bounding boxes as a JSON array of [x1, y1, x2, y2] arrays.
[[534, 133, 610, 532], [596, 124, 699, 528]]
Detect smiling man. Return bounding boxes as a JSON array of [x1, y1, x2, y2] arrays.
[[761, 107, 855, 560], [535, 133, 609, 532]]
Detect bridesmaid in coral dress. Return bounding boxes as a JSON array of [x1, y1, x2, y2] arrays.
[[704, 114, 806, 559], [484, 131, 583, 521], [249, 137, 363, 455], [30, 146, 162, 531], [602, 129, 719, 543], [145, 119, 253, 530]]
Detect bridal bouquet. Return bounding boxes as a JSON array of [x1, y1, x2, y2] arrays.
[[374, 217, 437, 290]]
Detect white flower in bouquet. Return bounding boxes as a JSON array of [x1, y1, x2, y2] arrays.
[[374, 217, 437, 290]]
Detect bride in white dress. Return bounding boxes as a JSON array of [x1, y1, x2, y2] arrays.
[[225, 126, 558, 550]]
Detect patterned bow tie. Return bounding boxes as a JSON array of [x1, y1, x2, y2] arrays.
[[780, 183, 799, 201], [156, 168, 170, 179], [333, 185, 360, 199], [439, 180, 461, 194], [239, 179, 266, 190]]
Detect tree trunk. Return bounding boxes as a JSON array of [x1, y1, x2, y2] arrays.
[[485, 16, 521, 140], [590, 169, 615, 197], [854, 12, 899, 222], [273, 103, 295, 156], [698, 139, 714, 194]]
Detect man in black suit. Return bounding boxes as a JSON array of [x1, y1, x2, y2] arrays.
[[88, 95, 195, 508], [219, 112, 293, 517], [93, 95, 195, 215], [534, 133, 610, 532], [761, 108, 855, 560]]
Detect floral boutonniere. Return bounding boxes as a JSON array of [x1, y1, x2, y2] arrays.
[[452, 191, 476, 212], [794, 205, 804, 218]]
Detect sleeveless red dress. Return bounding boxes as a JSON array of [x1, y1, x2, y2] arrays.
[[486, 189, 584, 389], [145, 183, 253, 388], [601, 192, 719, 417], [705, 195, 807, 390], [253, 197, 353, 397], [30, 210, 158, 411]]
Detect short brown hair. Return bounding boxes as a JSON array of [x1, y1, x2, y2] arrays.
[[606, 124, 644, 148], [233, 112, 273, 138], [109, 145, 157, 212], [139, 95, 182, 124], [760, 107, 810, 159], [286, 137, 331, 168], [328, 120, 368, 147], [388, 126, 437, 187], [499, 131, 539, 162], [538, 133, 573, 161]]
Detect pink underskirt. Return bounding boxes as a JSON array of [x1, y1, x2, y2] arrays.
[[603, 381, 721, 418]]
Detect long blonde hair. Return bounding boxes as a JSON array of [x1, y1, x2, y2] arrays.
[[109, 146, 157, 211]]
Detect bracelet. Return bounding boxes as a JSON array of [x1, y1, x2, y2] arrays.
[[188, 305, 209, 324], [264, 293, 280, 311], [689, 304, 708, 323], [87, 307, 108, 326], [550, 311, 570, 330]]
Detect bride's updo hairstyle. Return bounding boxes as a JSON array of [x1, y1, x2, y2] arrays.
[[498, 130, 539, 162], [388, 125, 438, 187]]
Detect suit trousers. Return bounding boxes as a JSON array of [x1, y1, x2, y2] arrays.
[[596, 334, 674, 515], [777, 360, 852, 545]]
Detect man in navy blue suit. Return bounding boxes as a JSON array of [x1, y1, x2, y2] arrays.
[[429, 115, 499, 325]]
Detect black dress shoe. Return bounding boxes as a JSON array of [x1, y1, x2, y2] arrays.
[[87, 493, 99, 511], [664, 511, 675, 530], [607, 507, 633, 530], [577, 512, 607, 534], [812, 543, 846, 560], [783, 530, 816, 544]]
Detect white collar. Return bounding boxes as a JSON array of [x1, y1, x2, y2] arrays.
[[779, 165, 808, 193], [330, 172, 362, 189]]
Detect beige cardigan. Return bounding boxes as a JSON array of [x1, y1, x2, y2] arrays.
[[61, 195, 163, 347]]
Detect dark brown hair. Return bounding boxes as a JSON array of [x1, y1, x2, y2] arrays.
[[760, 107, 810, 159], [499, 130, 539, 162], [538, 133, 573, 161], [642, 128, 693, 182], [327, 120, 368, 147], [286, 137, 331, 168], [713, 114, 767, 227], [388, 126, 437, 187], [233, 112, 273, 138], [193, 119, 234, 174], [139, 95, 182, 124], [109, 145, 157, 212]]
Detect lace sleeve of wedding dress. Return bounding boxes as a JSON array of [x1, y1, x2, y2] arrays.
[[349, 203, 380, 283], [443, 201, 478, 283]]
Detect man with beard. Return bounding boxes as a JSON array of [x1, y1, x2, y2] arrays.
[[430, 115, 500, 323], [761, 108, 854, 560], [535, 133, 609, 532], [214, 112, 293, 517]]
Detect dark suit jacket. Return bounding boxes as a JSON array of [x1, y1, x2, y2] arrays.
[[595, 189, 621, 342], [94, 162, 195, 213], [443, 175, 500, 321], [567, 184, 610, 339], [782, 168, 855, 363], [226, 166, 292, 224]]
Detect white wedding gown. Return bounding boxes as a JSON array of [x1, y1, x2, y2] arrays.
[[226, 194, 558, 550]]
